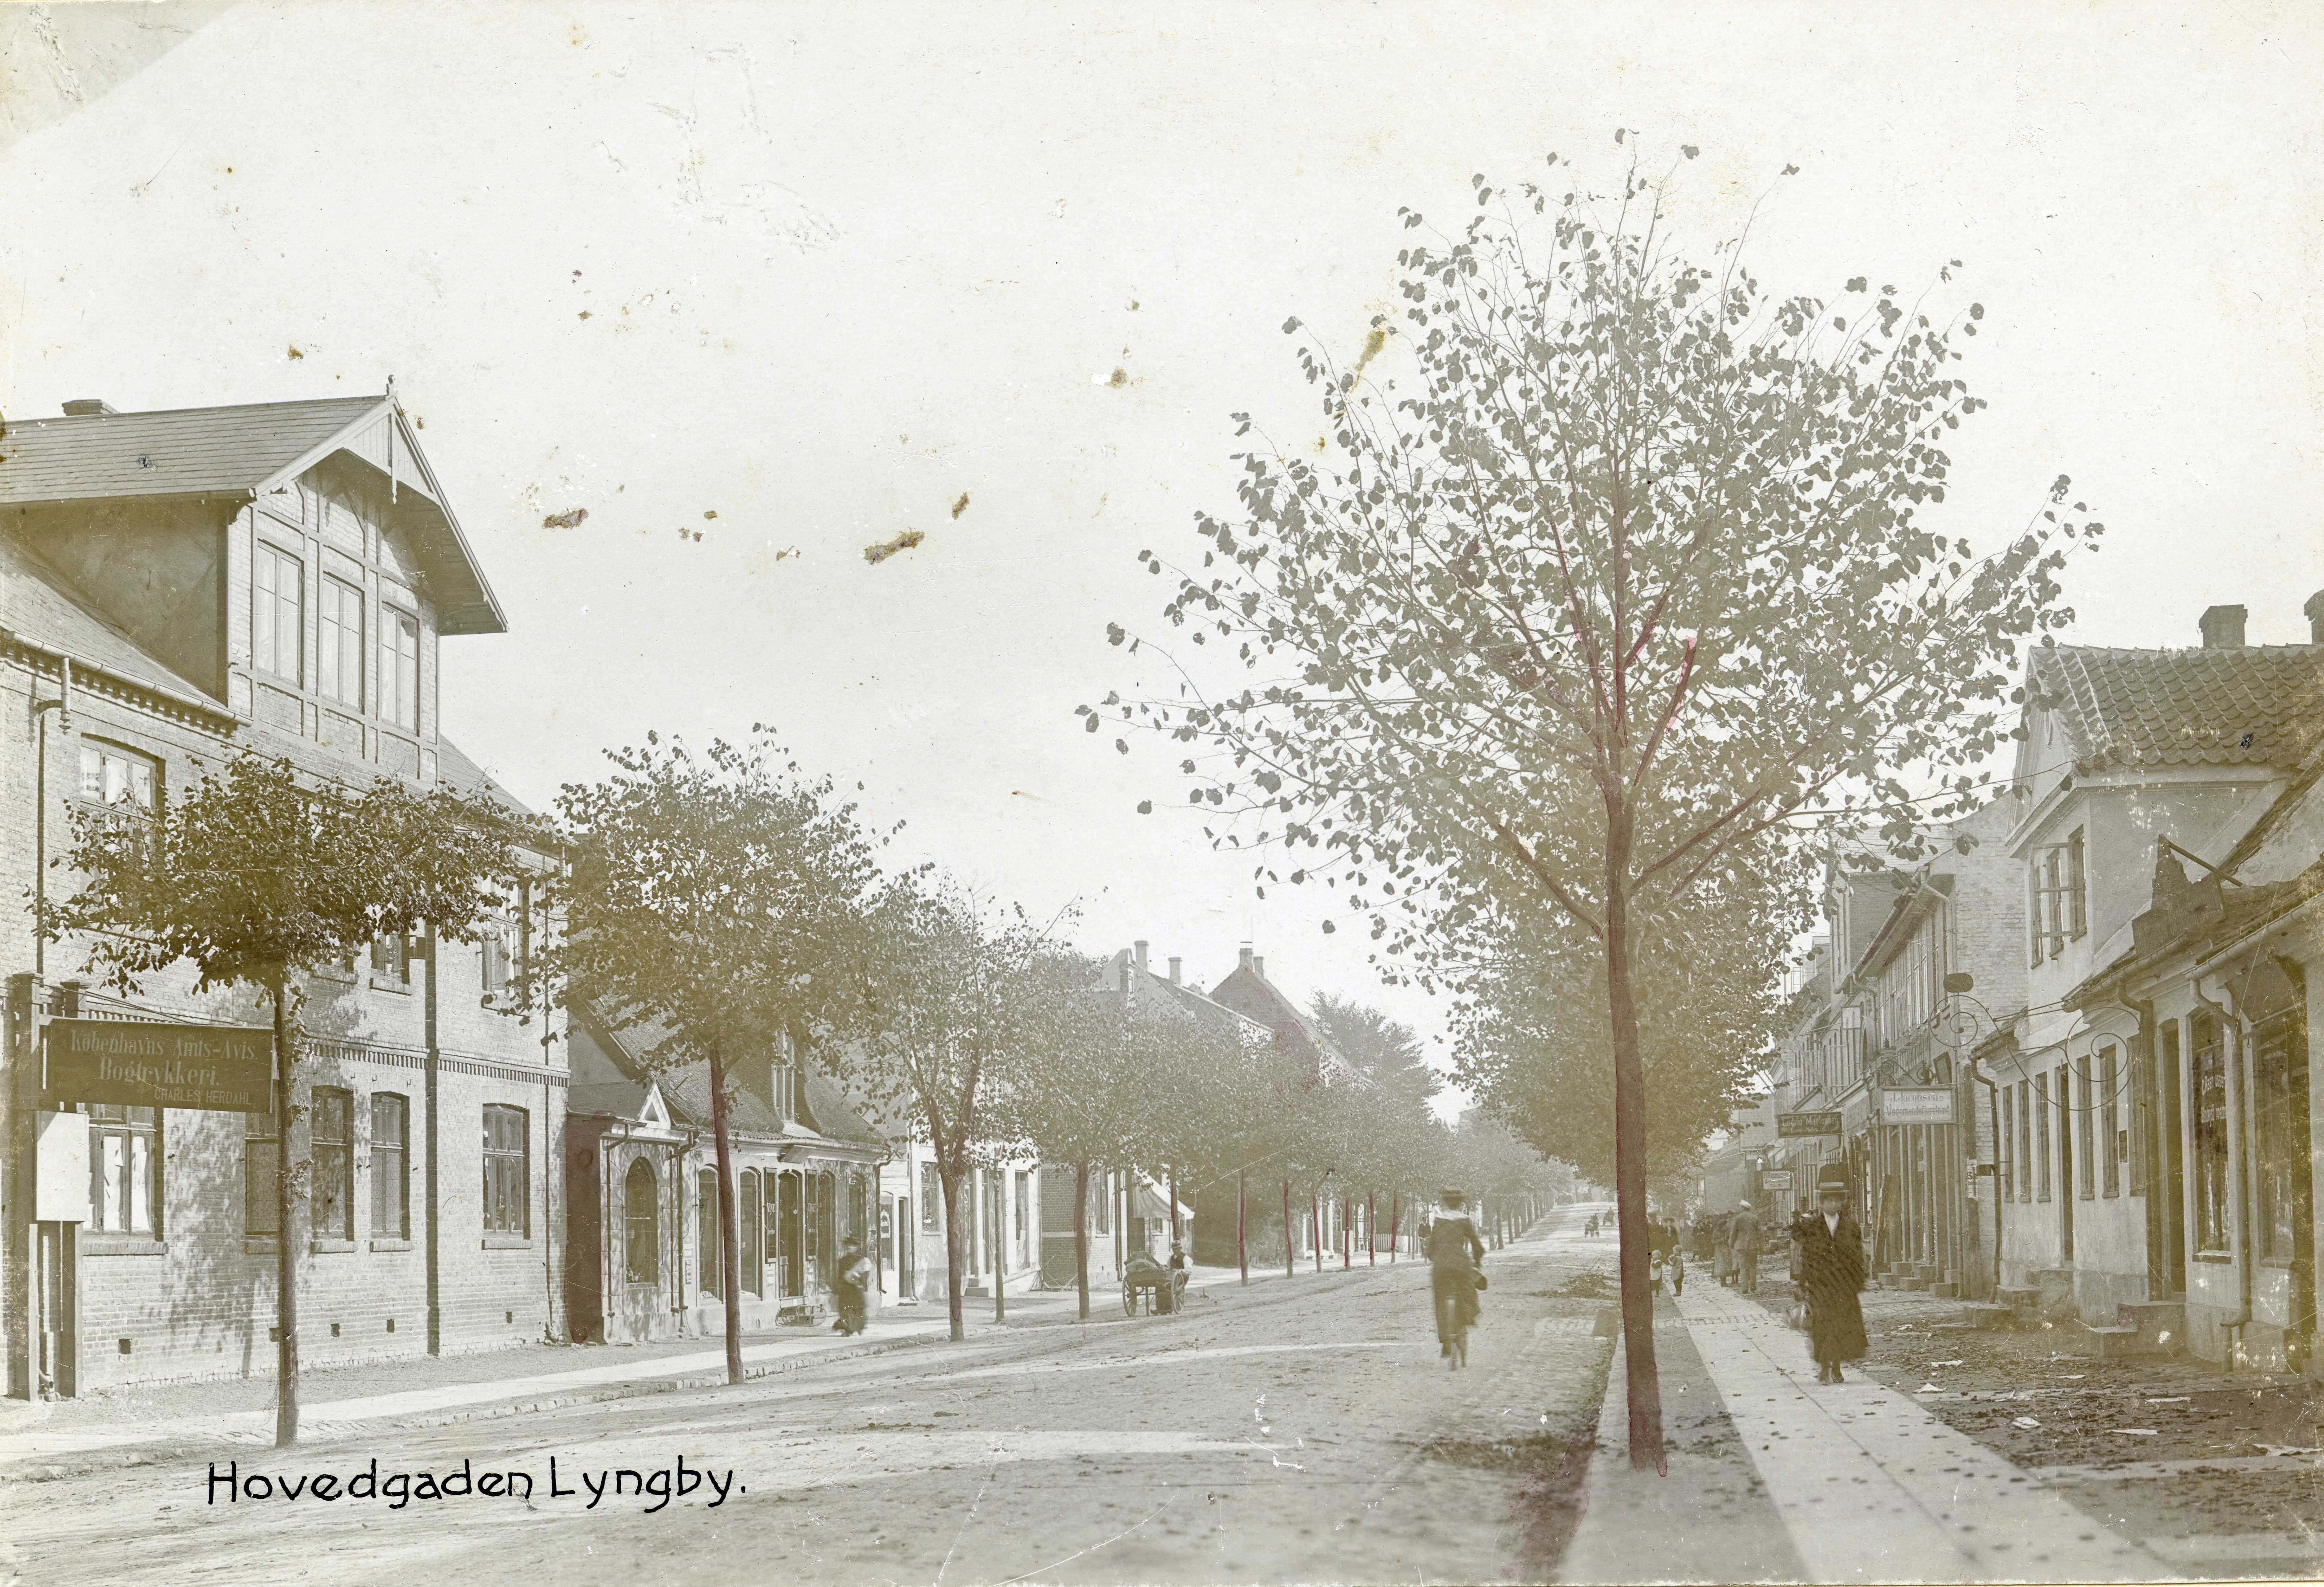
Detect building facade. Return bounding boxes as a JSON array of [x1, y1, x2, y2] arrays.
[[2, 393, 564, 1398]]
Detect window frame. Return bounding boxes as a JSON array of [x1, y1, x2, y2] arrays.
[[2191, 1014, 2231, 1256], [920, 1161, 941, 1231], [378, 606, 420, 731], [2075, 1056, 2096, 1199], [697, 1167, 722, 1300], [371, 1092, 409, 1240], [76, 739, 159, 816], [2099, 1044, 2121, 1197], [623, 1158, 659, 1284], [481, 1103, 530, 1237], [317, 572, 366, 710], [311, 1086, 354, 1241], [254, 541, 305, 685], [2033, 1071, 2052, 1202], [87, 1103, 160, 1237]]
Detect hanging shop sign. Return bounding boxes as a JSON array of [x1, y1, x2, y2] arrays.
[[1777, 1111, 1843, 1138], [1759, 1170, 1793, 1191], [44, 1018, 273, 1113], [1878, 1087, 1956, 1126]]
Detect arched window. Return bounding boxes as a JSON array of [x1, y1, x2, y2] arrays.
[[740, 1170, 763, 1297], [698, 1168, 722, 1300], [624, 1159, 659, 1285]]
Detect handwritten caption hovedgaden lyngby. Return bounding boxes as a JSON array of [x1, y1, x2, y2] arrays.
[[207, 1456, 739, 1513]]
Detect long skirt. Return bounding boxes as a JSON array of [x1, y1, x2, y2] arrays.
[[1804, 1283, 1868, 1364], [1431, 1269, 1479, 1342]]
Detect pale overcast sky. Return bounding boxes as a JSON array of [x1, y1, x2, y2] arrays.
[[4, 2, 2318, 1105]]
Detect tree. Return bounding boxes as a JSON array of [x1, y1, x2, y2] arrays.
[[847, 880, 1058, 1340], [548, 731, 888, 1385], [987, 952, 1182, 1318], [1452, 871, 1793, 1185], [1308, 991, 1440, 1107], [40, 752, 518, 1445], [1096, 144, 2098, 1468]]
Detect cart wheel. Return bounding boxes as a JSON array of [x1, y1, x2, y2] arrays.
[[1122, 1282, 1136, 1317]]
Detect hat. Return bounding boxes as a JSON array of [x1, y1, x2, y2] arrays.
[[1737, 1200, 1751, 1209], [1816, 1165, 1850, 1194]]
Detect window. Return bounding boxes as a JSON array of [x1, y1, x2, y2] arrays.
[[254, 543, 303, 684], [2000, 1087, 2015, 1202], [2031, 828, 2089, 963], [739, 1170, 762, 1296], [1884, 927, 1934, 1047], [2099, 1045, 2121, 1197], [1093, 1169, 1111, 1235], [371, 934, 412, 985], [379, 609, 419, 730], [2253, 1025, 2306, 1264], [88, 1104, 158, 1236], [372, 1093, 408, 1239], [312, 1088, 353, 1240], [771, 1062, 797, 1123], [1015, 1171, 1031, 1267], [481, 1104, 529, 1236], [920, 1162, 940, 1231], [698, 1168, 722, 1299], [77, 742, 157, 812], [2075, 1057, 2096, 1199], [850, 1173, 868, 1244], [245, 1110, 279, 1235], [2033, 1072, 2052, 1201], [624, 1159, 658, 1283], [318, 575, 364, 709], [2191, 1015, 2230, 1253], [2017, 1079, 2032, 1203]]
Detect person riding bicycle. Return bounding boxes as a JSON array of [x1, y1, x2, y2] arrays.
[[1425, 1189, 1487, 1363]]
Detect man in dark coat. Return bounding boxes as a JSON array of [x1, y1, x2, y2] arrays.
[[1791, 1175, 1868, 1382]]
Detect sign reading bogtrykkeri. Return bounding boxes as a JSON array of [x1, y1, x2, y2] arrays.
[[44, 1018, 273, 1113]]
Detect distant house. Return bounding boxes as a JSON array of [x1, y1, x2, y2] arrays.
[[564, 1008, 884, 1343], [0, 391, 561, 1398]]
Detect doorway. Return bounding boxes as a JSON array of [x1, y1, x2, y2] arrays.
[[2055, 1064, 2075, 1262], [2159, 1021, 2187, 1295]]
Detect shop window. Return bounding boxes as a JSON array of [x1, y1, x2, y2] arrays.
[[698, 1168, 722, 1300], [2191, 1014, 2230, 1254], [371, 1093, 408, 1239], [88, 1104, 158, 1236], [2254, 1024, 2307, 1264], [245, 1110, 279, 1235], [312, 1088, 353, 1240], [624, 1159, 658, 1284], [481, 1104, 529, 1236]]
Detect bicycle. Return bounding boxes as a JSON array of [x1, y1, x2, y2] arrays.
[[1433, 1273, 1476, 1369]]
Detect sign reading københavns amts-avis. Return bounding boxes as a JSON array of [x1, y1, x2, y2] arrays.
[[1777, 1111, 1843, 1138], [45, 1018, 273, 1113]]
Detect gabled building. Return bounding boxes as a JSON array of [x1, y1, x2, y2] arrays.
[[1985, 598, 2324, 1350], [563, 1010, 883, 1342], [2, 392, 563, 1398]]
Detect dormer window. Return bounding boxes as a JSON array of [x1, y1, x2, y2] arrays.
[[254, 543, 304, 685], [319, 575, 365, 709]]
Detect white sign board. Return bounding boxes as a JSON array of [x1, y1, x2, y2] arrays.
[[34, 1110, 89, 1223]]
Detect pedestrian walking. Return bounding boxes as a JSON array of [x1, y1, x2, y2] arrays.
[[1731, 1200, 1760, 1295], [831, 1238, 873, 1336], [1712, 1211, 1735, 1286], [1791, 1168, 1868, 1383]]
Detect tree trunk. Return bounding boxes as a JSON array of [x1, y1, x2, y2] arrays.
[[706, 1042, 744, 1385], [1238, 1172, 1248, 1284], [940, 1157, 966, 1342], [1390, 1191, 1399, 1261], [1312, 1191, 1321, 1273], [271, 983, 300, 1448], [1282, 1180, 1293, 1278], [1367, 1193, 1375, 1265], [1074, 1161, 1091, 1320], [992, 1172, 1006, 1324], [1604, 868, 1666, 1473]]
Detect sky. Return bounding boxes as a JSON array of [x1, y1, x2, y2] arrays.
[[3, 1, 2319, 1108]]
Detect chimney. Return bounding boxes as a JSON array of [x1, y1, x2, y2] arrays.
[[1238, 944, 1254, 973], [61, 399, 117, 417], [2306, 590, 2324, 645], [1254, 955, 1265, 979], [1167, 956, 1181, 986], [2199, 604, 2247, 649], [1133, 940, 1149, 977]]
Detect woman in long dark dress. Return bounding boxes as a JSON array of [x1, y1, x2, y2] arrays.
[[1791, 1178, 1868, 1383]]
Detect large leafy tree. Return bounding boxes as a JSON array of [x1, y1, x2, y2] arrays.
[[548, 731, 888, 1384], [1097, 145, 2097, 1467], [845, 880, 1059, 1340], [1308, 991, 1440, 1107], [41, 752, 519, 1445]]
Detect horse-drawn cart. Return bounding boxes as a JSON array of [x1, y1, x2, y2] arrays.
[[1123, 1261, 1187, 1316]]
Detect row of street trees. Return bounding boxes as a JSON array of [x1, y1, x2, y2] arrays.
[[42, 728, 1558, 1445], [1096, 139, 2101, 1470]]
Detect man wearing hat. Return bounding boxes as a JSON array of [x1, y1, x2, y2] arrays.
[[1730, 1199, 1760, 1295], [1789, 1166, 1868, 1383]]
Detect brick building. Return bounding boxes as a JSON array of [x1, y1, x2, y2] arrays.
[[1, 393, 566, 1397]]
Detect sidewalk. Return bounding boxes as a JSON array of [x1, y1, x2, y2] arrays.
[[1562, 1280, 2176, 1584], [0, 1258, 1342, 1476]]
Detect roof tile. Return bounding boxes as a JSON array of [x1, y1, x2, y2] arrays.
[[2033, 644, 2324, 776]]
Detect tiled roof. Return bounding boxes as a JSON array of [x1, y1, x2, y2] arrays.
[[0, 398, 385, 505], [2032, 644, 2324, 775], [0, 532, 227, 716], [572, 1003, 882, 1148]]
